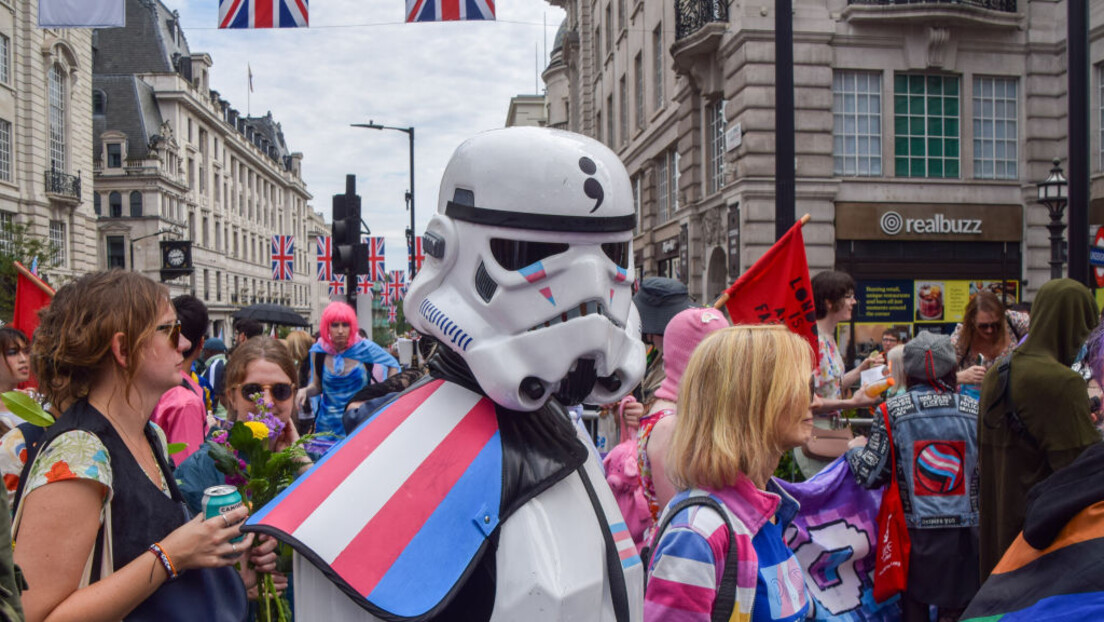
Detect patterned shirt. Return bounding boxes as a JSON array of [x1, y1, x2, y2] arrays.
[[645, 480, 810, 622], [22, 423, 171, 506]]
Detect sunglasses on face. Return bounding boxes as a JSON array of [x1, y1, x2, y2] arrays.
[[976, 321, 1000, 332], [156, 321, 182, 348], [238, 383, 295, 402]]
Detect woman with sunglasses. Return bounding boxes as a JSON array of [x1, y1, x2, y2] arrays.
[[13, 270, 253, 622], [176, 337, 308, 516], [951, 291, 1028, 399]]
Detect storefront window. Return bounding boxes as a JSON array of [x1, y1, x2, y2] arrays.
[[893, 74, 960, 179], [833, 71, 882, 176], [657, 257, 680, 280], [973, 76, 1018, 180]]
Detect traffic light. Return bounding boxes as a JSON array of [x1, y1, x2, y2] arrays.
[[332, 194, 361, 273]]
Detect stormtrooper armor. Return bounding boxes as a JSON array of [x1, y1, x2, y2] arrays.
[[245, 128, 646, 622]]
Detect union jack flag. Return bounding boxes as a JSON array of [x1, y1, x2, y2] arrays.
[[316, 236, 332, 281], [388, 270, 407, 302], [219, 0, 309, 29], [405, 0, 495, 22], [328, 274, 346, 296], [271, 235, 294, 281], [357, 275, 374, 297], [368, 237, 387, 282], [380, 284, 393, 307], [387, 306, 398, 323], [409, 236, 425, 273]]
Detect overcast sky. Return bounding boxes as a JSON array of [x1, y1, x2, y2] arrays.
[[172, 0, 565, 275]]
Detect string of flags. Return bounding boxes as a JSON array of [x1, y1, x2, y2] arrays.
[[38, 0, 495, 29]]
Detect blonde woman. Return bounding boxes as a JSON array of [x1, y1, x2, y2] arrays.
[[644, 326, 813, 622]]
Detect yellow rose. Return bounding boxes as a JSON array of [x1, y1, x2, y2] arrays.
[[244, 421, 269, 440]]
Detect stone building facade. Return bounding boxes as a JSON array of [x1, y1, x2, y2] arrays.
[[546, 0, 1104, 315], [0, 1, 96, 286], [93, 0, 327, 335]]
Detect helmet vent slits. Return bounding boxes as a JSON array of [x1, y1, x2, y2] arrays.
[[475, 261, 498, 303]]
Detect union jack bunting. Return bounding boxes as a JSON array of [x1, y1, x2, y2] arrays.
[[271, 235, 294, 281], [405, 0, 495, 22], [380, 285, 393, 308], [387, 306, 398, 323], [316, 236, 333, 281], [409, 236, 425, 273], [388, 270, 407, 302], [356, 275, 374, 297], [219, 0, 309, 29], [328, 274, 346, 296], [368, 237, 387, 282]]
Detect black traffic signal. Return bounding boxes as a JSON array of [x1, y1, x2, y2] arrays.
[[331, 175, 368, 275]]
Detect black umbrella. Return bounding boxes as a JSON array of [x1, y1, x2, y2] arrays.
[[232, 303, 309, 327]]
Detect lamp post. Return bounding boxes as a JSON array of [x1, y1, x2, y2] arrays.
[[351, 121, 416, 279], [1037, 158, 1069, 280]]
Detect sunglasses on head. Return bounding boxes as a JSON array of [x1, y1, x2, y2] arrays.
[[238, 383, 295, 402], [156, 321, 182, 348], [976, 321, 1000, 331]]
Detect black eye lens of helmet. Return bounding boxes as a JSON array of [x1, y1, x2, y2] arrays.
[[601, 242, 629, 268], [490, 239, 569, 271]]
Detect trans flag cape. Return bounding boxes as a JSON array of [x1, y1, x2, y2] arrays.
[[245, 379, 504, 618], [777, 457, 902, 622]]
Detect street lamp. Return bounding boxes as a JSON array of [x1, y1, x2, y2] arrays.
[[351, 121, 416, 279], [1037, 157, 1069, 280]]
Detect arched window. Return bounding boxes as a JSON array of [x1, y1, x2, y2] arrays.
[[109, 191, 121, 217], [48, 64, 67, 172], [92, 89, 105, 116], [129, 191, 143, 217]]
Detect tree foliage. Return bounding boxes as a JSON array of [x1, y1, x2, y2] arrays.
[[0, 222, 59, 324]]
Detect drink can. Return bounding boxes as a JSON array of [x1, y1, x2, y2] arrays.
[[203, 485, 244, 543]]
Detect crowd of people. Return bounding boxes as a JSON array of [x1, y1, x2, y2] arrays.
[[1, 126, 1102, 622]]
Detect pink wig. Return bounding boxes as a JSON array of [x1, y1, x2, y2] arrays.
[[319, 301, 361, 350]]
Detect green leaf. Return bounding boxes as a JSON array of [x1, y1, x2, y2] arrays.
[[166, 442, 187, 455], [1, 391, 53, 427]]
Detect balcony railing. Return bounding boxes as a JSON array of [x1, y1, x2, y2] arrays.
[[676, 0, 729, 41], [847, 0, 1016, 12], [45, 168, 81, 201]]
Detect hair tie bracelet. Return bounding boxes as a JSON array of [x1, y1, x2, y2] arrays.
[[148, 542, 178, 581]]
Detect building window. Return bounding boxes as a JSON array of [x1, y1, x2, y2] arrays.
[[973, 76, 1018, 180], [106, 236, 125, 269], [93, 193, 101, 216], [129, 191, 143, 217], [607, 95, 614, 147], [216, 270, 222, 301], [653, 25, 664, 111], [0, 119, 11, 183], [49, 220, 66, 267], [656, 148, 678, 224], [0, 212, 12, 255], [48, 64, 67, 172], [894, 74, 960, 178], [92, 90, 105, 115], [634, 53, 644, 129], [605, 4, 612, 58], [657, 257, 680, 280], [0, 34, 9, 85], [203, 269, 209, 301], [707, 99, 727, 194], [109, 192, 122, 217], [618, 0, 626, 31], [1100, 65, 1104, 171], [619, 76, 628, 145], [833, 71, 883, 176], [203, 216, 209, 247], [632, 174, 642, 234], [107, 143, 122, 168]]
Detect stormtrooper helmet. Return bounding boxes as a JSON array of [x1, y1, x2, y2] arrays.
[[403, 127, 645, 412]]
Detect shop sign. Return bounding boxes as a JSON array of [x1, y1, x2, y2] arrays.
[[836, 203, 1022, 242]]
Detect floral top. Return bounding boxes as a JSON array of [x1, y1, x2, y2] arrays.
[[22, 423, 170, 507], [949, 309, 1030, 370], [0, 427, 26, 506], [814, 334, 845, 412]]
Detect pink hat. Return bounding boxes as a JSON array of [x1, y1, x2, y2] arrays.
[[655, 307, 730, 402]]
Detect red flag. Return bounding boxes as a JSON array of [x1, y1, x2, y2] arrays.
[[717, 217, 818, 363], [12, 261, 53, 339]]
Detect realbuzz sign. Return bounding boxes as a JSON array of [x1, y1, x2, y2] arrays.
[[879, 210, 982, 236]]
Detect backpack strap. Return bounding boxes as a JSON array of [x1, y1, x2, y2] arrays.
[[985, 356, 1040, 449], [643, 495, 739, 622]]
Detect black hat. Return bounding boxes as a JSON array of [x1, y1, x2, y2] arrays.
[[633, 277, 694, 336]]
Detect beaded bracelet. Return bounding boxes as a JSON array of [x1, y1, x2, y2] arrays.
[[148, 542, 178, 581]]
